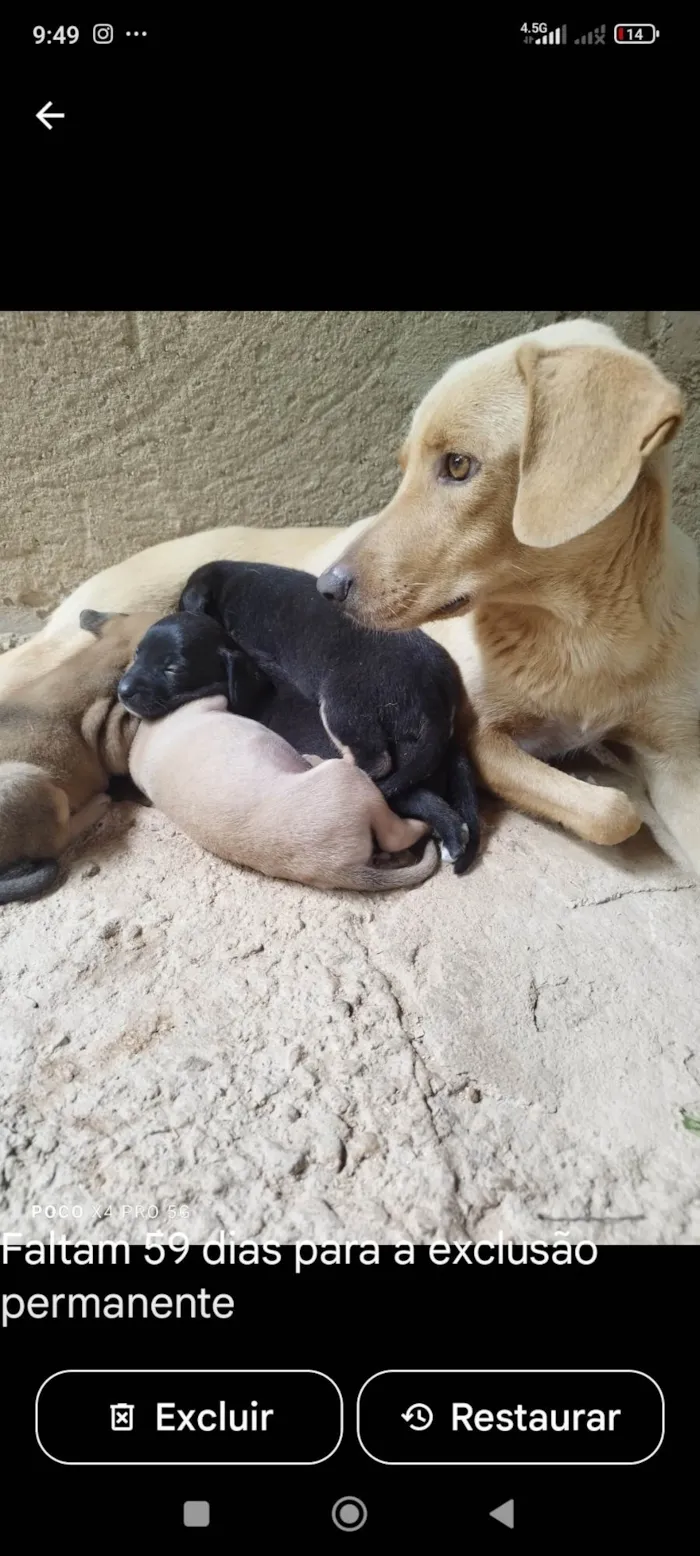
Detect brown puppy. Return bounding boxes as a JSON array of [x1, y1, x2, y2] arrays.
[[0, 608, 158, 902], [128, 695, 438, 892], [4, 320, 699, 872]]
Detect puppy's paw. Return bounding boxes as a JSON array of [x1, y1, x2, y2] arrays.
[[451, 824, 479, 876], [85, 793, 112, 831], [579, 786, 641, 846], [440, 824, 472, 865], [403, 817, 430, 843]]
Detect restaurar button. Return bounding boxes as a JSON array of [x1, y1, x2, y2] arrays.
[[357, 1370, 664, 1465]]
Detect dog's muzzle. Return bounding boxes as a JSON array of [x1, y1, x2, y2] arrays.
[[117, 676, 161, 718], [317, 565, 355, 604]]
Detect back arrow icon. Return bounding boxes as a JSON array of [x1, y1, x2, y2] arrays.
[[37, 102, 65, 130]]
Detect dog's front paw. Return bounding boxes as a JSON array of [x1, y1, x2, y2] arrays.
[[580, 786, 641, 846]]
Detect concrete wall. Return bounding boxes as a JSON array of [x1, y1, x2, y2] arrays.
[[1, 310, 698, 610]]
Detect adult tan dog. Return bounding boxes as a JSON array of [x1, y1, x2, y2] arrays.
[[0, 608, 158, 901], [129, 694, 437, 892], [317, 318, 700, 872], [2, 318, 697, 871]]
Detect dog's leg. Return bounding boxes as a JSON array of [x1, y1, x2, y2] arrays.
[[444, 742, 481, 870], [379, 728, 446, 802], [635, 748, 700, 875], [66, 793, 112, 843], [471, 726, 641, 846], [391, 787, 476, 871], [319, 699, 392, 779], [368, 793, 430, 853]]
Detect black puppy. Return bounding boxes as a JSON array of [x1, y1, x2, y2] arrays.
[[179, 561, 480, 872], [265, 684, 480, 873], [180, 562, 462, 792], [117, 611, 270, 720]]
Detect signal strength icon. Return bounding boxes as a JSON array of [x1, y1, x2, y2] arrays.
[[526, 25, 567, 43], [574, 24, 607, 43]]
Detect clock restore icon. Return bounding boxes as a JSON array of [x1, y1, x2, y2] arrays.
[[400, 1402, 434, 1430]]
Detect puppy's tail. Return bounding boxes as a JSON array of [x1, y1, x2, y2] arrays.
[[337, 839, 439, 893], [0, 857, 60, 904]]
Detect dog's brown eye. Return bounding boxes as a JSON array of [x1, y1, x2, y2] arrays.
[[444, 453, 472, 481]]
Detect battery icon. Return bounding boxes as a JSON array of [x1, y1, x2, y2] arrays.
[[614, 24, 659, 42]]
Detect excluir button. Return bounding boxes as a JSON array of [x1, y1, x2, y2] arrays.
[[36, 1370, 343, 1465]]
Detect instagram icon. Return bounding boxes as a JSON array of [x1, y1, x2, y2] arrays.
[[92, 23, 114, 43]]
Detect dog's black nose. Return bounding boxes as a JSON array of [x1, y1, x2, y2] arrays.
[[317, 565, 355, 604]]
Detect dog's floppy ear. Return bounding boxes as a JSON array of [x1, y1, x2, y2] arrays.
[[179, 571, 220, 621], [80, 608, 119, 636], [512, 343, 684, 548], [218, 645, 269, 717], [218, 645, 238, 707]]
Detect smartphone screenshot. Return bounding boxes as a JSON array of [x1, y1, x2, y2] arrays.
[[2, 16, 695, 1544]]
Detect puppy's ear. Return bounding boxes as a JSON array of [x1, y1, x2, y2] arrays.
[[219, 646, 268, 716], [219, 645, 240, 708], [180, 573, 220, 621], [80, 608, 118, 637], [512, 343, 684, 548]]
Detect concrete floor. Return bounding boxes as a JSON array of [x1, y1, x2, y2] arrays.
[[1, 685, 698, 1245]]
